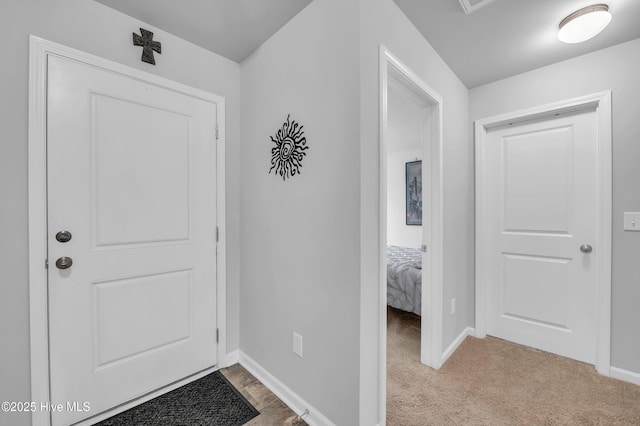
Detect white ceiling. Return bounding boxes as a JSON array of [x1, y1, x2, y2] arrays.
[[95, 0, 640, 87], [94, 0, 313, 63], [393, 0, 640, 88]]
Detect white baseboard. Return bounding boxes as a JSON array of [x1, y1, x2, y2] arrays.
[[220, 349, 240, 368], [610, 367, 640, 386], [441, 327, 475, 365], [239, 352, 335, 426]]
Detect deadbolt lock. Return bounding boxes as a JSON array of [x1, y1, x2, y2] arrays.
[[56, 230, 72, 243]]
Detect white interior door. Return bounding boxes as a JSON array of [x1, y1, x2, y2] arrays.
[[47, 55, 218, 425], [485, 109, 598, 364]]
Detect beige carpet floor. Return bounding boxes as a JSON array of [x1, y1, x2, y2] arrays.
[[387, 307, 640, 426]]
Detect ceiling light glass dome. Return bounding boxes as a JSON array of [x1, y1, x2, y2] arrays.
[[558, 4, 612, 44]]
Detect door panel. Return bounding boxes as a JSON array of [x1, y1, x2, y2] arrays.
[[502, 126, 573, 234], [502, 253, 570, 328], [93, 270, 192, 369], [486, 110, 598, 364], [47, 56, 218, 425], [92, 94, 191, 247]]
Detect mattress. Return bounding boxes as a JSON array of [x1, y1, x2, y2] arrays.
[[386, 245, 422, 316]]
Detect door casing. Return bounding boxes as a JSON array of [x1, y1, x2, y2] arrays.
[[28, 36, 227, 425], [474, 91, 612, 375], [379, 45, 445, 425]]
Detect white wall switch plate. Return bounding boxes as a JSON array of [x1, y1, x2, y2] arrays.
[[624, 212, 640, 231], [451, 298, 456, 316], [293, 332, 303, 358]]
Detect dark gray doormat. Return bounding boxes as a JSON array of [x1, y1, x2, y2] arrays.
[[94, 371, 259, 426]]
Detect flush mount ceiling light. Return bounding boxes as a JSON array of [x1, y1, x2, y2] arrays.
[[558, 4, 612, 44]]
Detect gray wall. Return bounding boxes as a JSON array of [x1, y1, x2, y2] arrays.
[[239, 1, 474, 423], [0, 1, 240, 425], [359, 0, 473, 422], [470, 38, 640, 374], [239, 0, 361, 424]]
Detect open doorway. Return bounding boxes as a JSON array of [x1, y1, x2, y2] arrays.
[[378, 46, 444, 423]]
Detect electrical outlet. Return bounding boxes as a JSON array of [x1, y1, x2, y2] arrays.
[[293, 332, 303, 358], [451, 298, 456, 316]]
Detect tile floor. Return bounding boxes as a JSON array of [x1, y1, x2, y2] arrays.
[[221, 364, 308, 426]]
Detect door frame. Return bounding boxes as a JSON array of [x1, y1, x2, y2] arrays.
[[474, 91, 612, 375], [379, 45, 444, 423], [28, 36, 227, 425]]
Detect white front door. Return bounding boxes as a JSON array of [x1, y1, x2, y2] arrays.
[[47, 55, 218, 425], [485, 109, 598, 364]]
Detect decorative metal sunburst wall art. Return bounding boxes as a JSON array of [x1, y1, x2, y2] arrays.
[[269, 115, 309, 181]]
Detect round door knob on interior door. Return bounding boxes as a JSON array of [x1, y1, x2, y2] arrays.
[[55, 256, 73, 270], [580, 244, 593, 253], [55, 230, 72, 243]]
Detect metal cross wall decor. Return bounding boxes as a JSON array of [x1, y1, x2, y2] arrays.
[[133, 28, 161, 65]]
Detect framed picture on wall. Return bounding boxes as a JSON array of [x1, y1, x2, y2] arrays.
[[406, 160, 422, 226]]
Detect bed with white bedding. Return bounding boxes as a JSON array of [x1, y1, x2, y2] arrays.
[[386, 245, 422, 316]]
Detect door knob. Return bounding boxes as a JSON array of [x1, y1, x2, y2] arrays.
[[55, 230, 72, 243], [55, 256, 73, 270], [580, 244, 593, 253]]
